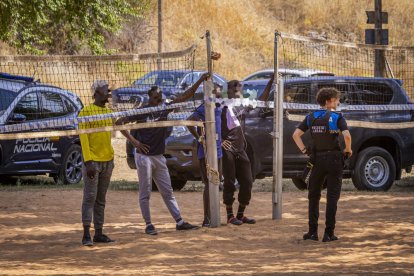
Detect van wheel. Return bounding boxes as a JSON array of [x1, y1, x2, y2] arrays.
[[292, 178, 328, 190], [352, 147, 395, 191], [54, 144, 83, 185]]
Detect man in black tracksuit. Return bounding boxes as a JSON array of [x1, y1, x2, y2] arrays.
[[222, 75, 274, 225], [292, 87, 352, 242]]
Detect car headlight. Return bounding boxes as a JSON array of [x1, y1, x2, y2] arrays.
[[171, 126, 190, 137]]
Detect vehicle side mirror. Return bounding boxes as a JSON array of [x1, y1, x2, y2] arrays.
[[8, 113, 26, 124]]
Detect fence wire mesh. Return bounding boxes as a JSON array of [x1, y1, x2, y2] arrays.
[[0, 45, 201, 138], [276, 33, 414, 129]]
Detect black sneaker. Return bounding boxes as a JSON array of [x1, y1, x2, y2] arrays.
[[238, 216, 256, 224], [82, 235, 93, 246], [176, 222, 200, 230], [145, 224, 158, 235], [227, 216, 243, 226], [322, 232, 338, 242], [93, 234, 115, 243], [202, 219, 211, 227], [303, 232, 319, 241]]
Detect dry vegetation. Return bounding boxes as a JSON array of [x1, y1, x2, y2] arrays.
[[149, 0, 414, 79], [2, 1, 414, 80]]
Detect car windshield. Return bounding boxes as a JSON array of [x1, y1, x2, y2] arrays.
[[242, 84, 267, 100], [0, 89, 17, 116], [134, 71, 187, 87]]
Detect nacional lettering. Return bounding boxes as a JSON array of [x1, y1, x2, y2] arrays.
[[13, 138, 58, 153]]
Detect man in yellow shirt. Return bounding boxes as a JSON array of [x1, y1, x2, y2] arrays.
[[79, 80, 114, 246]]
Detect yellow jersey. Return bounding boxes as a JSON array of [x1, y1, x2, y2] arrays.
[[78, 104, 114, 162]]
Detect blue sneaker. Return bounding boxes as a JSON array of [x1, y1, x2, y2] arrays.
[[176, 222, 199, 230], [145, 224, 158, 235]]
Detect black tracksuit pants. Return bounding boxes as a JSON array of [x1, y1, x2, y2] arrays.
[[308, 151, 343, 235], [222, 149, 253, 206]]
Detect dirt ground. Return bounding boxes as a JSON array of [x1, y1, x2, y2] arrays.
[[0, 137, 414, 275], [0, 187, 414, 275]]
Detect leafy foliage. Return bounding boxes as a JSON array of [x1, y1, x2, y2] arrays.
[[0, 0, 151, 54]]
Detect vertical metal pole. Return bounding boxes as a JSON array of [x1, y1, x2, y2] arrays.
[[272, 32, 283, 220], [374, 0, 386, 77], [205, 30, 220, 227], [157, 0, 162, 70]]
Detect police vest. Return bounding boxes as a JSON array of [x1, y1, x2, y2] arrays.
[[307, 110, 341, 152]]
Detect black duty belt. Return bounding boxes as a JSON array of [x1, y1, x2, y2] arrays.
[[315, 150, 341, 156]]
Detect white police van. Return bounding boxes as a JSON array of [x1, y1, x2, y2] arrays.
[[0, 73, 83, 184]]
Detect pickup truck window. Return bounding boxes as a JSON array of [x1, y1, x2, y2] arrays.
[[284, 85, 311, 103], [354, 83, 393, 105], [316, 83, 352, 104]]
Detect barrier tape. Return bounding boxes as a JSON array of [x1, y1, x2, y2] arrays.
[[0, 101, 203, 134], [1, 98, 413, 139], [0, 120, 203, 140]]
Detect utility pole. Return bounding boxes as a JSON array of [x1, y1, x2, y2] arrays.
[[205, 30, 220, 228], [365, 0, 388, 77], [272, 32, 283, 220], [157, 0, 162, 70]]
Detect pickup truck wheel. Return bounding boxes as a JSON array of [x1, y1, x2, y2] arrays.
[[352, 147, 395, 191], [292, 178, 328, 190], [171, 178, 187, 191], [292, 178, 307, 190], [151, 178, 187, 191], [0, 175, 17, 185], [54, 144, 83, 185]]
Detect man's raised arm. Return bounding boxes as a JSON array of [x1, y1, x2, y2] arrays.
[[171, 73, 210, 104]]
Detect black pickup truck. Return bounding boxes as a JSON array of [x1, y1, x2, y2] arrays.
[[126, 77, 414, 191]]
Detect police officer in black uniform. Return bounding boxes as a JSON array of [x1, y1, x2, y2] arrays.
[[292, 87, 352, 242]]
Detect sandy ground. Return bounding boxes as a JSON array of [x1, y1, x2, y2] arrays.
[[0, 137, 414, 275], [0, 187, 414, 275]]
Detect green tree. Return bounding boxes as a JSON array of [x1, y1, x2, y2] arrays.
[[0, 0, 151, 54]]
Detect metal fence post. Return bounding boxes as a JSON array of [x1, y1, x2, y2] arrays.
[[205, 30, 220, 227], [272, 32, 283, 220]]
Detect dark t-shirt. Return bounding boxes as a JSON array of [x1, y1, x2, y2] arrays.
[[221, 106, 250, 153], [192, 103, 223, 160], [128, 105, 171, 156], [297, 110, 348, 151]]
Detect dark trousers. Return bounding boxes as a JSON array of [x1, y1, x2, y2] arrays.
[[199, 158, 222, 222], [81, 160, 114, 229], [308, 151, 343, 234], [222, 150, 253, 206]]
